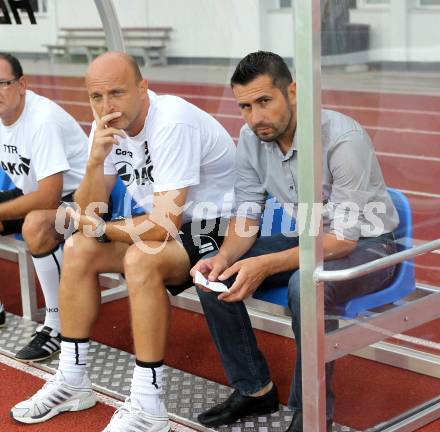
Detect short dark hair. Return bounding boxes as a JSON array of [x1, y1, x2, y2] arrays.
[[0, 53, 23, 79], [230, 51, 293, 91]]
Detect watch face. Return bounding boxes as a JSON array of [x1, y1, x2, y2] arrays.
[[96, 233, 111, 243], [94, 221, 106, 238]]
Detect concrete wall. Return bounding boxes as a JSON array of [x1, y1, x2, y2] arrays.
[[0, 1, 58, 52], [143, 0, 261, 59], [349, 8, 393, 61], [350, 1, 440, 62], [266, 7, 295, 59], [408, 8, 440, 61]]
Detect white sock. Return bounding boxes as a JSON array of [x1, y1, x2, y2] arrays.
[[32, 246, 63, 332], [0, 302, 4, 312], [130, 360, 166, 416], [58, 339, 89, 386]]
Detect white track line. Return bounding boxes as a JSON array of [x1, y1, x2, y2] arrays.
[[160, 92, 236, 102], [0, 354, 197, 432], [29, 83, 87, 92], [212, 112, 241, 119], [376, 152, 440, 163], [53, 99, 89, 107], [398, 188, 440, 199], [365, 125, 440, 135], [413, 263, 440, 271], [324, 103, 440, 116]]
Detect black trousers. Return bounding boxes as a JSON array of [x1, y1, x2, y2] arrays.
[[0, 188, 79, 236]]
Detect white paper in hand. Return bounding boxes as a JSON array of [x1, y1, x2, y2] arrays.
[[195, 271, 229, 293]]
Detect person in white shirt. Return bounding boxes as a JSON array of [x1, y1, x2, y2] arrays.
[[11, 51, 236, 432], [0, 53, 88, 362]]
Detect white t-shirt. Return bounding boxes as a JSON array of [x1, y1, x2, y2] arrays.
[[0, 90, 87, 196], [89, 90, 236, 223]]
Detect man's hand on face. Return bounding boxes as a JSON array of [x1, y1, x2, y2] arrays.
[[190, 254, 229, 293], [216, 256, 269, 302], [89, 108, 126, 165]]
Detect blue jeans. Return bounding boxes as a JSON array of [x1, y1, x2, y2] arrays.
[[196, 232, 397, 419]]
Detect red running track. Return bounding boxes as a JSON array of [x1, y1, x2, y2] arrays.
[[1, 363, 115, 432]]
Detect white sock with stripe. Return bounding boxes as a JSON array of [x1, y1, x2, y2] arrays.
[[58, 338, 89, 387], [130, 360, 166, 416], [32, 246, 63, 333]]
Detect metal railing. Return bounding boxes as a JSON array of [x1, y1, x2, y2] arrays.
[[315, 238, 440, 282]]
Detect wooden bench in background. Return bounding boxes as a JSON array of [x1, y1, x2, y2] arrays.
[[44, 28, 106, 64], [124, 27, 172, 66], [44, 27, 172, 66]]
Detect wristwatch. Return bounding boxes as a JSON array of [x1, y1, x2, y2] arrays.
[[94, 220, 110, 243]]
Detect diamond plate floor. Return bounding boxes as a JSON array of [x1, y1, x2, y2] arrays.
[[0, 313, 358, 431]]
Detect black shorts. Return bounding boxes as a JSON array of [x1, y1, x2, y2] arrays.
[[0, 188, 76, 236], [120, 217, 227, 297], [168, 217, 227, 296]]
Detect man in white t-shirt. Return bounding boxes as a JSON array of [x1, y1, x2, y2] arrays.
[[0, 53, 88, 362], [11, 52, 236, 432]]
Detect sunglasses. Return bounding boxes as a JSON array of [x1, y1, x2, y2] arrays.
[[0, 77, 20, 89]]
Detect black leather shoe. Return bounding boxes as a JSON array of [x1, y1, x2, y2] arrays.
[[198, 384, 279, 427], [285, 411, 333, 432]]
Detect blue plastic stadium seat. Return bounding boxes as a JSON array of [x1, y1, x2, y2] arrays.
[[110, 177, 145, 219], [252, 196, 294, 306], [252, 188, 416, 318], [0, 169, 13, 191], [0, 169, 24, 241], [340, 188, 415, 318]]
